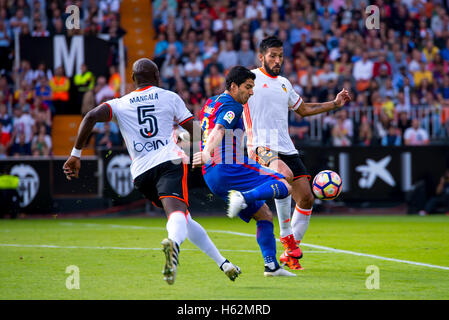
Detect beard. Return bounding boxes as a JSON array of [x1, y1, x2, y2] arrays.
[[263, 60, 282, 77]]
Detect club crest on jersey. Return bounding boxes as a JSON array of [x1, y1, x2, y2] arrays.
[[223, 111, 235, 124], [281, 84, 287, 93]]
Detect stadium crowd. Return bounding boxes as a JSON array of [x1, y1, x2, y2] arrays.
[[1, 0, 449, 158], [0, 0, 123, 157], [152, 0, 449, 148]]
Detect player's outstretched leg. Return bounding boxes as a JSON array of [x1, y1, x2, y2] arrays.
[[227, 179, 291, 218], [253, 205, 296, 277], [289, 177, 315, 270], [185, 212, 242, 281], [160, 198, 189, 285], [275, 194, 304, 270]]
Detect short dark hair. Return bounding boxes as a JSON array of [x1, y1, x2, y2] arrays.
[[225, 66, 255, 90], [259, 36, 283, 54]]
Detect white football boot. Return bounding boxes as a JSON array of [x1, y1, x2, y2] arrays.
[[220, 259, 242, 281], [227, 190, 248, 218], [264, 266, 297, 277], [161, 238, 179, 285]]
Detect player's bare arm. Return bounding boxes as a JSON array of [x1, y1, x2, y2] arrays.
[[180, 118, 202, 143], [296, 88, 351, 117], [63, 103, 111, 180], [192, 124, 225, 168]]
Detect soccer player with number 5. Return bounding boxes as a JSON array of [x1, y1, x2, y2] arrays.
[[244, 36, 351, 270], [63, 58, 241, 285]]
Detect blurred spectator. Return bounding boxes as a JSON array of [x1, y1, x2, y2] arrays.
[[218, 40, 238, 71], [331, 113, 351, 147], [413, 61, 433, 87], [421, 169, 449, 215], [94, 121, 120, 149], [31, 19, 49, 37], [49, 66, 70, 114], [9, 9, 30, 35], [184, 52, 203, 84], [204, 64, 225, 97], [289, 113, 310, 141], [353, 52, 373, 92], [404, 119, 430, 146], [161, 55, 184, 91], [237, 39, 255, 68], [74, 63, 95, 111], [0, 103, 12, 148], [31, 124, 51, 156], [0, 19, 11, 71], [95, 76, 114, 105], [108, 65, 121, 98], [357, 115, 373, 146], [381, 123, 402, 146], [34, 77, 52, 111]]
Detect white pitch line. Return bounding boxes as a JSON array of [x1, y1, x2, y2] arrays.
[[211, 229, 449, 271], [14, 222, 449, 271], [0, 243, 329, 254]]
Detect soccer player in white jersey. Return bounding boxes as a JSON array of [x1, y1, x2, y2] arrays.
[[243, 36, 351, 270], [63, 58, 241, 285]]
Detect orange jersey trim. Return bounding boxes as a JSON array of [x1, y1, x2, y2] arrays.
[[291, 96, 303, 111], [167, 210, 188, 222], [293, 174, 311, 181], [178, 116, 194, 126], [159, 162, 189, 207], [159, 195, 189, 206], [103, 102, 112, 121], [243, 103, 255, 158], [259, 67, 278, 79], [134, 85, 152, 92]]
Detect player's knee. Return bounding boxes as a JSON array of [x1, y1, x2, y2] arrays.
[[271, 160, 293, 182]]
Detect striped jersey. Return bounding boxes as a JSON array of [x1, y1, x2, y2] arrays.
[[105, 85, 193, 179], [199, 92, 247, 170], [243, 67, 303, 156]]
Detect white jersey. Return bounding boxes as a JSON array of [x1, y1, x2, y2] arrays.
[[106, 85, 193, 179], [243, 68, 303, 156]]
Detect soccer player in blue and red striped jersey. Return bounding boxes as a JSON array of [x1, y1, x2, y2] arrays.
[[193, 66, 296, 277]]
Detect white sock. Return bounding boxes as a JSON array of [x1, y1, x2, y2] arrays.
[[166, 211, 188, 246], [186, 213, 226, 266], [275, 195, 293, 238], [291, 206, 312, 242]]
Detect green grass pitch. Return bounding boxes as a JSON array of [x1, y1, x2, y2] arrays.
[[1, 215, 448, 300]]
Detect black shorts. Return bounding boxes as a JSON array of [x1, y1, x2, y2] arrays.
[[133, 160, 188, 208], [278, 152, 311, 181]]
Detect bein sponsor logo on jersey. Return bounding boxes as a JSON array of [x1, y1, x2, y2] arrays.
[[133, 139, 169, 153]]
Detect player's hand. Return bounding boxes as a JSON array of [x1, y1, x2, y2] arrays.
[[334, 88, 351, 108], [63, 156, 81, 180], [192, 151, 210, 168]]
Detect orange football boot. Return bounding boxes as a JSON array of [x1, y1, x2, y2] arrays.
[[280, 234, 303, 259], [279, 252, 304, 270]]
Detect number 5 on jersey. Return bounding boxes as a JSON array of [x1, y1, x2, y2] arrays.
[[138, 105, 158, 138]]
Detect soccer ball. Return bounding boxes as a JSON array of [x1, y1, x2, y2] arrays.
[[312, 170, 342, 200]]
